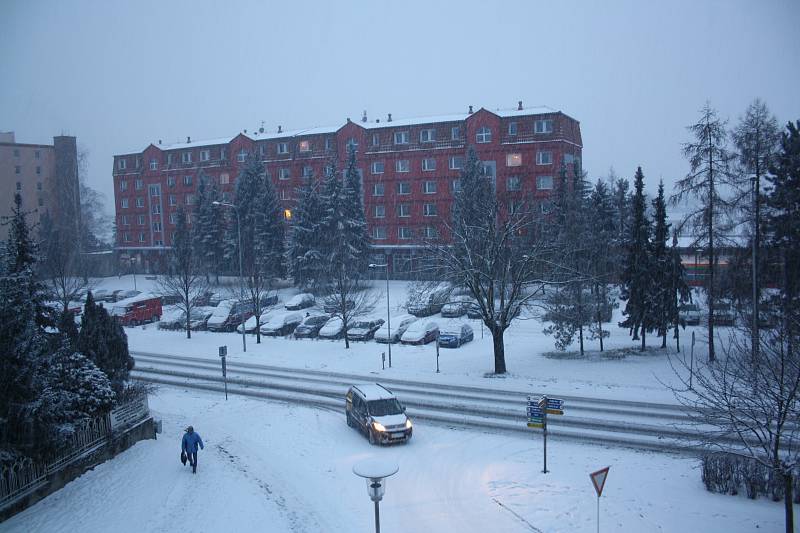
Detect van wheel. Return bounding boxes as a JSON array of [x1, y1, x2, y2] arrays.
[[368, 428, 378, 445], [152, 315, 159, 323], [346, 412, 355, 428]]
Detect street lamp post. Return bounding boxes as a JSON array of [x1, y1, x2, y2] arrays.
[[369, 263, 391, 368], [353, 459, 399, 533], [213, 201, 246, 353]]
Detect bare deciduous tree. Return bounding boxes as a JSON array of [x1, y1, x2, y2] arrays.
[[322, 270, 378, 349]]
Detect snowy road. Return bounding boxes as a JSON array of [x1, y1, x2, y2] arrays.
[[2, 387, 786, 533]]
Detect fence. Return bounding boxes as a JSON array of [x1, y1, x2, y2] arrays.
[[0, 394, 150, 511]]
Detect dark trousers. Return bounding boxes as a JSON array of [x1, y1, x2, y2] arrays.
[[187, 451, 198, 472]]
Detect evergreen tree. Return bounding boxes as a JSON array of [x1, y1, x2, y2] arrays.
[[78, 292, 134, 394], [193, 173, 225, 283], [586, 178, 619, 351], [668, 230, 691, 351], [288, 178, 326, 290], [619, 167, 655, 351], [651, 180, 672, 348], [340, 146, 369, 271]]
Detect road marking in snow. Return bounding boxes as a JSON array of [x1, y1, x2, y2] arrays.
[[491, 498, 544, 533]]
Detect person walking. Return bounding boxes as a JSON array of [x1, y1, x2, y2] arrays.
[[181, 426, 204, 474]]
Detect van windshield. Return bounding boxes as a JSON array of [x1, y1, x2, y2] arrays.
[[367, 399, 403, 417]]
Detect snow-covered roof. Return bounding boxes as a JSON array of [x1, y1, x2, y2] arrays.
[[353, 383, 396, 401], [157, 137, 234, 151], [110, 292, 159, 308]]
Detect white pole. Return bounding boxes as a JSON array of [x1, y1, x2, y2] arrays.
[[597, 495, 600, 533]]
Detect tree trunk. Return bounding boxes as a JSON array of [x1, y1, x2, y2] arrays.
[[186, 319, 191, 339], [785, 471, 794, 533], [641, 327, 646, 352], [597, 316, 604, 352], [661, 327, 667, 349], [578, 324, 584, 356], [491, 326, 507, 374], [674, 322, 681, 353], [255, 318, 261, 344], [752, 169, 760, 363], [707, 123, 716, 363]]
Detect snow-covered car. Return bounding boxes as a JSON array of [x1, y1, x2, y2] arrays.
[[92, 289, 111, 302], [318, 317, 345, 340], [346, 318, 385, 342], [117, 289, 141, 301], [293, 313, 331, 339], [188, 307, 214, 330], [323, 298, 354, 314], [345, 383, 412, 445], [466, 299, 482, 319], [679, 304, 702, 326], [438, 323, 474, 348], [285, 293, 315, 311], [158, 308, 185, 330], [401, 320, 439, 345], [407, 283, 451, 317], [711, 302, 736, 327], [259, 311, 304, 336], [440, 295, 474, 318], [374, 314, 417, 344], [236, 310, 272, 333], [206, 300, 252, 332]]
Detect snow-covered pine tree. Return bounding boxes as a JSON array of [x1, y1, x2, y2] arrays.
[[651, 180, 672, 348], [619, 167, 655, 351], [288, 177, 326, 290], [78, 291, 134, 395], [193, 173, 225, 283], [340, 146, 369, 272], [586, 178, 619, 351]]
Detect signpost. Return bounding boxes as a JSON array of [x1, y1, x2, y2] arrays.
[[527, 395, 565, 473], [218, 345, 228, 400], [589, 466, 610, 533]]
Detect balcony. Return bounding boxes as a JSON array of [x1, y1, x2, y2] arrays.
[[365, 139, 465, 154]]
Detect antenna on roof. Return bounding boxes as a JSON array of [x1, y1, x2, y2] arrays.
[[362, 110, 368, 123], [187, 136, 191, 143]]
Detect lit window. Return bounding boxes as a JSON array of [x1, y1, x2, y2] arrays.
[[372, 161, 384, 174], [396, 160, 410, 173], [283, 209, 292, 220], [508, 122, 518, 136], [398, 204, 411, 217], [398, 227, 412, 240], [507, 176, 521, 191], [372, 226, 387, 240], [373, 183, 385, 196], [374, 205, 385, 218], [536, 175, 554, 190], [394, 131, 409, 145], [424, 181, 437, 194], [420, 129, 436, 143], [536, 151, 553, 165], [397, 182, 411, 195], [423, 203, 437, 216], [200, 150, 210, 162], [150, 159, 158, 170], [476, 126, 492, 143], [422, 158, 436, 171], [299, 140, 310, 152], [449, 156, 464, 170], [277, 142, 288, 154], [535, 119, 554, 134], [506, 153, 522, 167]]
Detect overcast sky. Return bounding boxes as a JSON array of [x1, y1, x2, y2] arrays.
[[2, 0, 798, 218]]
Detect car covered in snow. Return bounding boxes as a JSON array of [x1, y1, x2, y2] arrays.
[[374, 314, 417, 344], [345, 383, 412, 445], [158, 308, 186, 330], [259, 311, 304, 336], [293, 313, 331, 339], [236, 310, 272, 333], [346, 318, 385, 342], [440, 295, 474, 318], [679, 303, 702, 326], [407, 282, 451, 317], [206, 300, 253, 332], [323, 298, 354, 314], [318, 317, 345, 340], [92, 289, 111, 302], [438, 323, 474, 348], [285, 293, 315, 311], [400, 320, 439, 345]]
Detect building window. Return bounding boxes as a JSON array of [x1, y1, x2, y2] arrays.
[[168, 195, 177, 206], [36, 181, 42, 191], [14, 166, 20, 174], [398, 227, 412, 240], [139, 233, 146, 243], [372, 133, 380, 147], [236, 149, 247, 163], [423, 181, 437, 194], [120, 180, 128, 192], [298, 140, 310, 152], [186, 194, 195, 205], [395, 160, 410, 173], [507, 176, 521, 191], [374, 205, 385, 218], [153, 222, 162, 232], [302, 166, 313, 178], [280, 189, 291, 200], [167, 154, 173, 166], [150, 159, 158, 170], [279, 168, 290, 180], [122, 215, 129, 226], [135, 157, 141, 169], [167, 175, 176, 187], [169, 213, 178, 224], [218, 173, 229, 185], [397, 182, 411, 195], [221, 192, 230, 202], [481, 161, 496, 179], [325, 137, 333, 151], [13, 149, 19, 157], [200, 150, 210, 162], [16, 182, 21, 191], [506, 153, 522, 167], [259, 144, 265, 157], [424, 226, 438, 239], [398, 204, 411, 218], [35, 166, 41, 175], [149, 184, 160, 196], [124, 232, 131, 242], [540, 200, 553, 214], [423, 203, 437, 216], [118, 159, 127, 170], [451, 126, 461, 140], [371, 161, 384, 174], [420, 129, 436, 143], [152, 204, 161, 215], [422, 158, 436, 171], [184, 175, 193, 186], [372, 226, 387, 240], [277, 142, 288, 154], [134, 179, 143, 190], [220, 147, 227, 160], [394, 131, 409, 145], [451, 180, 462, 193], [476, 126, 492, 143], [136, 197, 144, 208], [182, 152, 192, 164], [536, 175, 554, 190], [138, 215, 146, 225], [535, 119, 554, 134], [34, 150, 40, 159], [449, 156, 464, 170], [373, 183, 385, 196], [536, 151, 553, 165], [508, 122, 518, 136], [121, 198, 129, 209], [154, 239, 164, 246]]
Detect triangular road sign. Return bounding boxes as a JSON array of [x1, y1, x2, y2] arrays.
[[590, 466, 610, 497]]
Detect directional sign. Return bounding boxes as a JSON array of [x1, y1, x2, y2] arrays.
[[546, 398, 564, 409], [590, 466, 610, 497], [527, 421, 544, 428], [527, 406, 544, 415]]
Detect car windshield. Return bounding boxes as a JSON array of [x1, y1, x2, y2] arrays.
[[367, 398, 403, 417]]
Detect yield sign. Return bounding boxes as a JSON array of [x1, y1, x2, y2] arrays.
[[590, 466, 610, 497]]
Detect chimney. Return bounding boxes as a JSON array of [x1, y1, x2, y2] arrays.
[[187, 136, 191, 143], [362, 110, 368, 123], [468, 105, 473, 114], [244, 129, 247, 133], [388, 113, 392, 122], [158, 139, 162, 145], [259, 126, 264, 133], [278, 125, 282, 133], [347, 117, 351, 123], [518, 100, 523, 111], [376, 119, 380, 123]]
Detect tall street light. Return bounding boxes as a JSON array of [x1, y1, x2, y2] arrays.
[[369, 263, 391, 368], [213, 200, 246, 353], [353, 459, 398, 533]]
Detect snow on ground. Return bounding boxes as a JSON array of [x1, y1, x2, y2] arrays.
[[2, 387, 787, 533]]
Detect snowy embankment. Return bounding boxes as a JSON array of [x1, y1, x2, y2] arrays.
[[3, 388, 786, 533]]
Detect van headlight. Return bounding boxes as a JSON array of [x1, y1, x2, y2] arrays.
[[405, 419, 413, 429], [372, 421, 386, 432]]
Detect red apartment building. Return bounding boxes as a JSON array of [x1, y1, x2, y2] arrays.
[[113, 103, 582, 274]]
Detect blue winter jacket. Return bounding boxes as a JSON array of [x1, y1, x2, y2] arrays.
[[182, 431, 204, 454]]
